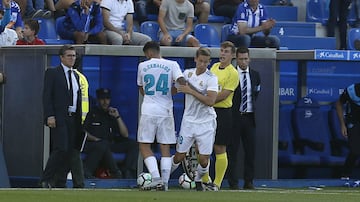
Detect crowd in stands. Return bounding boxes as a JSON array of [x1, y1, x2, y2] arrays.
[[0, 0, 359, 49], [0, 0, 285, 47]]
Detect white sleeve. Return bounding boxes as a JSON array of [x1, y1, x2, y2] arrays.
[[100, 0, 111, 10], [127, 0, 135, 13], [207, 76, 218, 93], [172, 62, 184, 81]]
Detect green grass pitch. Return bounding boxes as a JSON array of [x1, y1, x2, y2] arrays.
[[1, 188, 360, 202]]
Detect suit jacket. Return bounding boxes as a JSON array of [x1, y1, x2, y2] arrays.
[[232, 68, 261, 126], [43, 65, 83, 150]]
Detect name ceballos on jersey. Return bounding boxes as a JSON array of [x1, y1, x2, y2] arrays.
[[143, 63, 170, 72]]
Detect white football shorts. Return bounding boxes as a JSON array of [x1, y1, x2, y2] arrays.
[[176, 118, 217, 155], [137, 114, 176, 144]]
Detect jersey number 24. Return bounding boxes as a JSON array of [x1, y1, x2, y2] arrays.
[[144, 74, 169, 95]]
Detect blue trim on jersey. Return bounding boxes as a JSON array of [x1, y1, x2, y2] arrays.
[[347, 84, 360, 106], [230, 2, 268, 35]]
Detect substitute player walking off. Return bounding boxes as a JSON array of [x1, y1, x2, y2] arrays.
[[170, 47, 218, 191], [137, 41, 185, 191]]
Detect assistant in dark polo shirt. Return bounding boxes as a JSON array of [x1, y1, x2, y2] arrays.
[[82, 88, 138, 179]]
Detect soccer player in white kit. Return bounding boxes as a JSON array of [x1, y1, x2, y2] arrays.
[[170, 47, 219, 191], [137, 41, 185, 190]]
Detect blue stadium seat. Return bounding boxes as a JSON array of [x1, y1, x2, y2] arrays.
[[37, 17, 73, 44], [348, 28, 360, 50], [37, 18, 57, 39], [277, 36, 336, 50], [265, 5, 297, 21], [221, 24, 231, 42], [146, 14, 158, 21], [292, 97, 345, 166], [278, 104, 321, 166], [208, 15, 231, 23], [270, 22, 316, 37], [306, 0, 328, 24], [194, 24, 220, 47], [140, 21, 159, 41], [262, 0, 276, 5]]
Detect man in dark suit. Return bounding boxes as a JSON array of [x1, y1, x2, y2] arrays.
[[227, 46, 261, 190], [41, 45, 83, 188]]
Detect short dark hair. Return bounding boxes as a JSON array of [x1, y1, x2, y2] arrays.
[[236, 46, 249, 55], [143, 41, 160, 53], [25, 19, 40, 35], [96, 88, 111, 99], [59, 45, 76, 56]]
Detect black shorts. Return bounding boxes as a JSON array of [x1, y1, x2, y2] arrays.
[[348, 123, 360, 155], [214, 107, 233, 146]]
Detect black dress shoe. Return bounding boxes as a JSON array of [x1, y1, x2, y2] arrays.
[[243, 181, 255, 190], [40, 181, 52, 189]]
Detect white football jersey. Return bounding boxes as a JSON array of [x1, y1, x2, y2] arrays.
[[182, 68, 218, 123], [137, 58, 183, 117]]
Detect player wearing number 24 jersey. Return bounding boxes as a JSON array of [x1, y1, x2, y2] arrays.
[[137, 41, 185, 191]]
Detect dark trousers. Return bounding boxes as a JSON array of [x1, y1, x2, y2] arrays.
[[83, 138, 138, 178], [53, 149, 84, 188], [83, 140, 119, 175], [111, 139, 138, 177], [327, 0, 352, 49], [41, 116, 77, 184], [227, 112, 256, 186], [343, 123, 360, 176], [41, 150, 69, 183]]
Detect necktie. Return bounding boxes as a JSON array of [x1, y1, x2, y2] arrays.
[[68, 70, 74, 106], [241, 71, 247, 112]]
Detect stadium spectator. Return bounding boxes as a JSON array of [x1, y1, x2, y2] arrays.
[[136, 0, 209, 24], [1, 0, 24, 39], [100, 0, 151, 45], [158, 0, 200, 47], [0, 0, 10, 27], [212, 0, 243, 19], [82, 88, 138, 179], [56, 0, 107, 44], [0, 1, 18, 45], [16, 19, 45, 45], [327, 0, 352, 50], [227, 0, 280, 49]]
